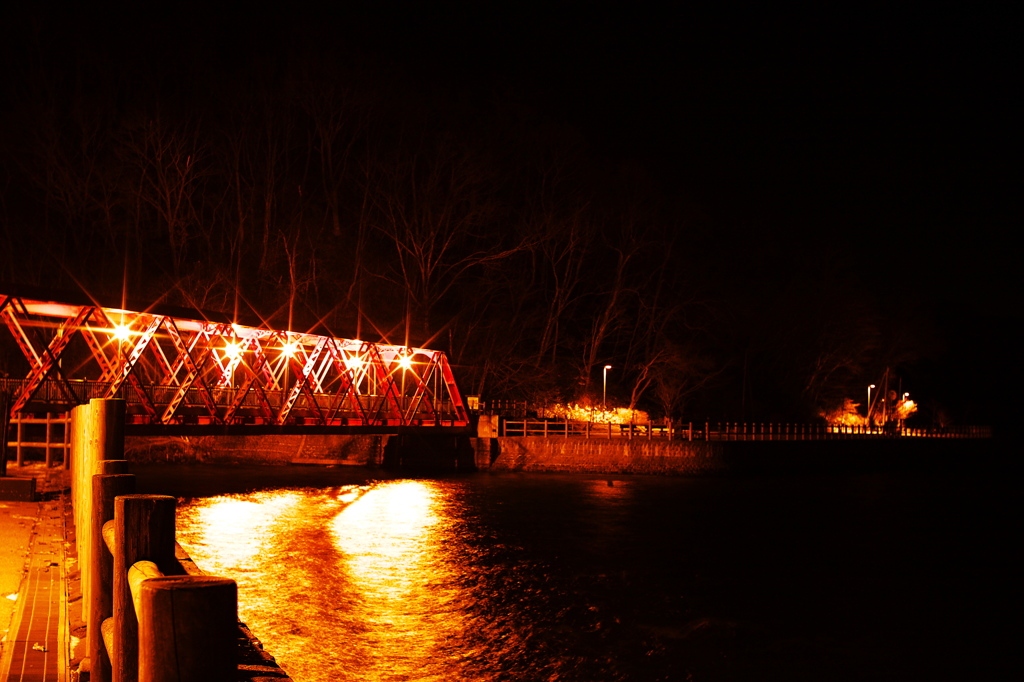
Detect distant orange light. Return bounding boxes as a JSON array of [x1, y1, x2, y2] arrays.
[[345, 356, 365, 371], [547, 402, 647, 424], [895, 398, 918, 420]]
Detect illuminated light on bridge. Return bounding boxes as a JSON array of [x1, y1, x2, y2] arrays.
[[112, 323, 133, 342], [0, 292, 469, 430], [280, 341, 299, 358], [223, 341, 243, 359]]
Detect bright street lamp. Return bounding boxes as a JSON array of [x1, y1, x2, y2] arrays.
[[867, 384, 876, 425], [603, 365, 612, 410]]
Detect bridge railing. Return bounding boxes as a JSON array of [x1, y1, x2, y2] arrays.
[[498, 419, 992, 440]]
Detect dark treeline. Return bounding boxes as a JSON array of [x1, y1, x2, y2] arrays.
[[0, 11, 944, 423]]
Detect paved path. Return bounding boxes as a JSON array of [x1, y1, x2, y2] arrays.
[[0, 466, 71, 682]]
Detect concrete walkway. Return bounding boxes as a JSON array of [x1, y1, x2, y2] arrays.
[[0, 465, 75, 682]]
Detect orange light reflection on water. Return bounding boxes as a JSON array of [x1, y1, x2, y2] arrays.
[[181, 491, 302, 569], [331, 480, 470, 679], [333, 481, 438, 601], [176, 481, 474, 682]]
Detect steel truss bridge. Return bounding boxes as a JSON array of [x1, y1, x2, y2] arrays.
[[1, 293, 469, 433]]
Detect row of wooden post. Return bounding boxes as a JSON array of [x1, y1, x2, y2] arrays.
[[72, 399, 237, 682]]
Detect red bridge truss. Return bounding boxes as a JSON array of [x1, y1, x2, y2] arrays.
[[0, 293, 469, 431]]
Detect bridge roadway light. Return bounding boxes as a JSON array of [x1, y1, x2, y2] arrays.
[[281, 341, 298, 358]]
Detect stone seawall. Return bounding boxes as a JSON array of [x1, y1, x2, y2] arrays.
[[483, 436, 997, 475], [121, 433, 996, 474], [486, 437, 726, 475]]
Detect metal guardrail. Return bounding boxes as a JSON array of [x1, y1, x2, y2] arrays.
[[498, 419, 992, 440], [500, 419, 675, 439]]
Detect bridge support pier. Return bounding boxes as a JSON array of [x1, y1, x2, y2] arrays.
[[473, 438, 493, 470], [381, 434, 476, 471]]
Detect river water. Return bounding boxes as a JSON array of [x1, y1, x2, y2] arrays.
[[135, 455, 1014, 681]]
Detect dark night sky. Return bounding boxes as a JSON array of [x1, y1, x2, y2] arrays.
[[4, 2, 1013, 294], [322, 2, 1020, 419], [221, 2, 1015, 308], [2, 2, 1019, 422]]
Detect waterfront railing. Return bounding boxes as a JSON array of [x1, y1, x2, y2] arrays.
[[3, 412, 69, 467], [498, 419, 991, 440]]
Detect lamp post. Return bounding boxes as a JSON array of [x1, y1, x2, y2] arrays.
[[867, 384, 875, 428], [603, 365, 612, 410]]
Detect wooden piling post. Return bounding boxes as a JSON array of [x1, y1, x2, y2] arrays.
[[75, 399, 126, 626], [71, 403, 91, 618], [70, 404, 85, 525], [137, 576, 238, 682], [90, 473, 136, 682], [113, 495, 177, 682], [89, 398, 126, 467]]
